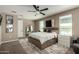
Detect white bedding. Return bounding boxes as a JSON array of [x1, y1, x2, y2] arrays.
[[29, 32, 57, 44]]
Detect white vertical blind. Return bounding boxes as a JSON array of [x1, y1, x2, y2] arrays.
[[39, 20, 45, 32], [59, 14, 72, 36], [31, 25, 33, 32], [26, 26, 29, 32]]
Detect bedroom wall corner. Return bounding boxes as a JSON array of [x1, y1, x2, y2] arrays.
[[34, 7, 79, 37], [1, 13, 18, 43]]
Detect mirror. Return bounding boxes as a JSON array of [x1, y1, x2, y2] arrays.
[[6, 15, 13, 33]]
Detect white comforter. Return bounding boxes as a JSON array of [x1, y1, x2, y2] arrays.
[[29, 32, 57, 44]]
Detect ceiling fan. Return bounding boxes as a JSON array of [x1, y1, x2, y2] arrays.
[[28, 5, 48, 16]]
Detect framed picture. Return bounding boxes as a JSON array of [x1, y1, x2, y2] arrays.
[[6, 15, 13, 33]]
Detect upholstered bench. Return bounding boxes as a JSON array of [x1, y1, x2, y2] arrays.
[[72, 38, 79, 54]]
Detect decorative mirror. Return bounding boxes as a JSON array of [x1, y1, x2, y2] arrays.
[[6, 15, 13, 33]]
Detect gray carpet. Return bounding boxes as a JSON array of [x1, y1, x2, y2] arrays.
[[19, 38, 75, 54], [0, 41, 26, 54], [0, 38, 75, 54]]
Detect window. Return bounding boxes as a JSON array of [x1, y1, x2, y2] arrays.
[[31, 25, 33, 32], [59, 14, 72, 36], [39, 20, 45, 32], [26, 26, 29, 32], [26, 25, 33, 32]]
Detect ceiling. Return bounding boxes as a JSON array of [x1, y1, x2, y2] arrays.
[[0, 5, 79, 20]]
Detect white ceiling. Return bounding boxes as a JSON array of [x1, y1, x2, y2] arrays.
[[0, 5, 79, 20]]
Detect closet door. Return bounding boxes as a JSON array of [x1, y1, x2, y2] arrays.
[[18, 20, 23, 38]]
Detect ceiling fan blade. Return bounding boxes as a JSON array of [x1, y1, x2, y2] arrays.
[[37, 6, 39, 8], [33, 5, 39, 11], [28, 11, 36, 12], [40, 8, 48, 11], [40, 12, 45, 15]]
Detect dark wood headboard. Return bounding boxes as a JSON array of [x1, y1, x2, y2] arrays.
[[44, 27, 58, 32]]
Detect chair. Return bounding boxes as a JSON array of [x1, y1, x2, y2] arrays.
[[72, 37, 79, 54]]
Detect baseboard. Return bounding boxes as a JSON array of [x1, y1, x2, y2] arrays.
[[1, 39, 18, 44]]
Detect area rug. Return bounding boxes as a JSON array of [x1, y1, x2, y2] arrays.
[[19, 38, 75, 54], [0, 41, 26, 54]]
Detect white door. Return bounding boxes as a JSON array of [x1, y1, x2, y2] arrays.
[[18, 20, 23, 38]]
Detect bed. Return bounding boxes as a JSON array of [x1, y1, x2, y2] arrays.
[[28, 32, 58, 50]]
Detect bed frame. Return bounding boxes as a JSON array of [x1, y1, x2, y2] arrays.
[[28, 37, 58, 50]]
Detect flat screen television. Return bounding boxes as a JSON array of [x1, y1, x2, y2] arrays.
[[46, 20, 52, 27]]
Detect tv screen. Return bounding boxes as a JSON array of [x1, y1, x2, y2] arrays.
[[46, 20, 52, 27]]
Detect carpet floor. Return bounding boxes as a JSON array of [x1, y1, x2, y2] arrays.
[[0, 38, 75, 54], [19, 38, 75, 54], [0, 41, 26, 54]]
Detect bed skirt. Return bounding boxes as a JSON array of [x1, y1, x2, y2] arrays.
[[28, 37, 58, 50]]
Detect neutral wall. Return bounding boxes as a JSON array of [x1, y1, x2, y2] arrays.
[[23, 19, 34, 37], [34, 7, 79, 37], [1, 12, 35, 42], [1, 13, 18, 42], [34, 20, 39, 31], [0, 26, 1, 44]]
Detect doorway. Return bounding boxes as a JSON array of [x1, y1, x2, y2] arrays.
[[18, 19, 24, 38]]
